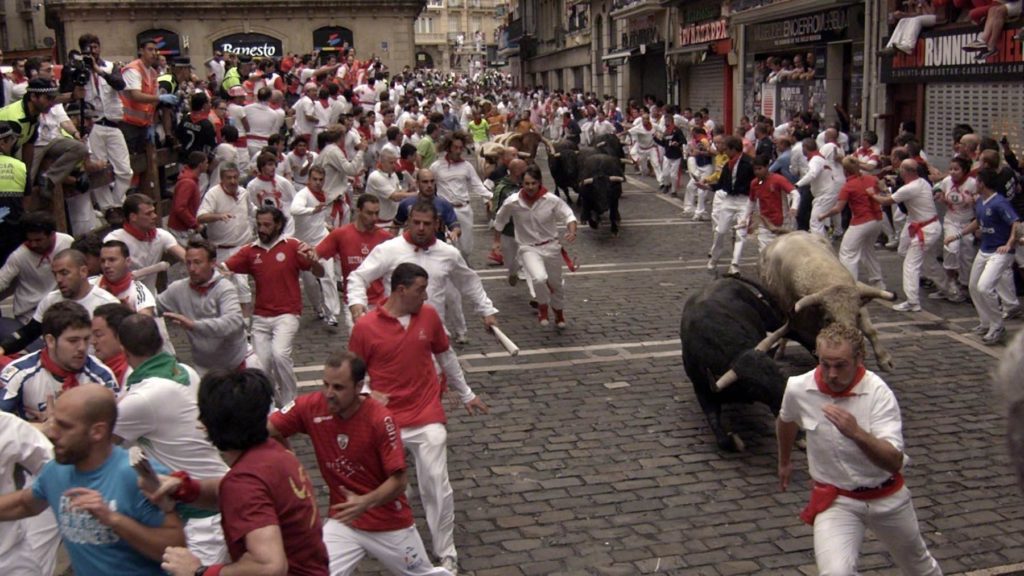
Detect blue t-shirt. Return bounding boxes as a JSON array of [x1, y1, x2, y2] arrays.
[[394, 195, 460, 239], [32, 446, 166, 575], [976, 193, 1019, 253]]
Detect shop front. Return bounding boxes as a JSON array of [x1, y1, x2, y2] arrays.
[[880, 26, 1024, 170], [738, 3, 865, 131], [605, 7, 667, 103], [668, 0, 731, 127]]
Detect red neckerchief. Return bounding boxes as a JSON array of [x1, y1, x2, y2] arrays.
[[40, 348, 79, 391], [310, 187, 327, 203], [103, 352, 129, 385], [99, 272, 133, 297], [189, 273, 218, 296], [808, 151, 823, 161], [123, 222, 156, 242], [727, 154, 741, 170], [813, 364, 867, 397], [403, 230, 436, 251], [643, 121, 652, 131], [446, 154, 463, 165], [856, 146, 875, 158], [519, 185, 549, 206], [25, 237, 58, 267]]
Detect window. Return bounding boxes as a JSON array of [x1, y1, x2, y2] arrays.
[[470, 16, 482, 32], [427, 0, 444, 7], [449, 15, 462, 32], [416, 17, 435, 34]]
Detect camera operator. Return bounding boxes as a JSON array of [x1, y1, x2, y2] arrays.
[[73, 33, 132, 212]]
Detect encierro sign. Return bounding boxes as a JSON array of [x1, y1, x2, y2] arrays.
[[680, 19, 729, 47]]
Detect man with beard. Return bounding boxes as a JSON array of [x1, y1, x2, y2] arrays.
[[224, 207, 323, 407], [0, 383, 185, 575], [0, 301, 119, 420], [156, 239, 259, 375], [197, 162, 255, 317], [0, 211, 73, 324], [269, 350, 452, 575]]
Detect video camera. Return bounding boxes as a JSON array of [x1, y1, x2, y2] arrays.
[[64, 51, 93, 88]]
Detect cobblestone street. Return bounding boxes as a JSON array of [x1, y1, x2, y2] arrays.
[[174, 159, 1024, 576]]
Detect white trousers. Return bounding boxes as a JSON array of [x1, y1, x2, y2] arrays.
[[217, 246, 252, 304], [898, 221, 943, 305], [1, 509, 59, 576], [520, 244, 565, 310], [942, 220, 976, 285], [709, 194, 748, 268], [684, 161, 713, 216], [840, 220, 884, 287], [756, 227, 780, 253], [814, 487, 942, 576], [302, 257, 340, 321], [660, 157, 682, 193], [633, 146, 663, 181], [499, 234, 520, 277], [809, 193, 839, 237], [252, 314, 300, 407], [323, 519, 451, 576], [969, 251, 1015, 331], [452, 205, 474, 261], [185, 514, 229, 566], [444, 282, 468, 337], [67, 191, 100, 237], [887, 14, 937, 53], [88, 124, 132, 209], [402, 423, 456, 561]]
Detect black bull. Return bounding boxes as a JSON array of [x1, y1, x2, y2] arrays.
[[576, 134, 628, 235], [680, 278, 789, 452]]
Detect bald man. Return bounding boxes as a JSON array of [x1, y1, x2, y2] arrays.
[[0, 385, 185, 575]]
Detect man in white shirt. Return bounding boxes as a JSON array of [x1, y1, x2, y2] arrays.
[[243, 87, 285, 160], [293, 83, 320, 146], [197, 162, 255, 316], [777, 323, 941, 576], [104, 194, 186, 295], [795, 139, 842, 238], [315, 126, 367, 223], [429, 131, 492, 262], [0, 212, 73, 323], [290, 166, 341, 327], [868, 159, 944, 312], [286, 137, 317, 189], [366, 148, 416, 227], [247, 152, 297, 237], [113, 313, 230, 565], [493, 164, 578, 329], [95, 240, 156, 315]]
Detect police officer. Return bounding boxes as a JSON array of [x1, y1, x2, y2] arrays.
[[0, 122, 29, 262], [0, 77, 58, 169]]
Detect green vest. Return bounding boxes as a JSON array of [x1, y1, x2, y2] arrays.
[[221, 67, 241, 93], [0, 154, 27, 196], [0, 100, 37, 155]]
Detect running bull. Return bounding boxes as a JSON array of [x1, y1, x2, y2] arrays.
[[716, 232, 897, 390], [680, 277, 789, 452], [577, 134, 630, 235]]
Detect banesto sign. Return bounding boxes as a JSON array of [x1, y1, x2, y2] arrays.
[[680, 19, 729, 47], [213, 33, 282, 58]]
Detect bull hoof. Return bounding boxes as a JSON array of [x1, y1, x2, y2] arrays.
[[588, 219, 598, 229], [731, 434, 746, 452], [717, 434, 745, 453]]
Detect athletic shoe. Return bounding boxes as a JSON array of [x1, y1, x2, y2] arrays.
[[884, 240, 898, 249], [963, 39, 988, 51], [947, 289, 967, 303], [538, 304, 550, 327], [878, 46, 898, 57], [554, 309, 567, 329], [508, 271, 519, 286], [969, 323, 989, 336], [982, 325, 1006, 345], [441, 556, 459, 576], [454, 332, 469, 345], [724, 265, 741, 278], [927, 290, 949, 300], [1003, 305, 1024, 320], [893, 301, 921, 312], [975, 48, 997, 61], [706, 260, 717, 277]]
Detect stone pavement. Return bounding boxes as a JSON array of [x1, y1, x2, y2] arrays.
[[169, 158, 1024, 576]]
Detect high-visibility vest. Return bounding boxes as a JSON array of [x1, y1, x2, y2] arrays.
[[0, 99, 37, 154], [157, 72, 177, 95], [119, 59, 158, 127], [0, 154, 27, 196], [221, 67, 241, 94]]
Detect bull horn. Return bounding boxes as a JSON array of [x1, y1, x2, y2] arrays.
[[857, 282, 897, 302], [517, 151, 532, 158], [581, 177, 594, 185], [609, 176, 625, 183], [755, 322, 789, 353], [620, 159, 632, 164], [715, 370, 739, 391], [595, 141, 607, 148], [794, 289, 828, 313], [541, 137, 556, 153]]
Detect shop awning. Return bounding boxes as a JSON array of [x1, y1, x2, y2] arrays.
[[602, 48, 636, 66]]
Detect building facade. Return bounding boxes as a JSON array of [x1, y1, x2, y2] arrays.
[[43, 0, 426, 70], [1, 0, 52, 55], [413, 0, 506, 73]]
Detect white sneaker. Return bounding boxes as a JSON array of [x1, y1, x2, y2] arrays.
[[927, 290, 948, 300], [893, 301, 921, 312], [724, 265, 741, 278], [969, 323, 989, 336], [982, 325, 1006, 345], [1002, 305, 1023, 320], [441, 556, 459, 575], [454, 332, 469, 345]]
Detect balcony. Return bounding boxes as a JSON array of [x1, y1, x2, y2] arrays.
[[415, 32, 448, 45], [610, 0, 662, 19], [506, 17, 522, 41]]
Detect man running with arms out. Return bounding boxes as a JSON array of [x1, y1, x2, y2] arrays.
[[777, 323, 942, 576], [270, 350, 452, 575], [349, 263, 488, 575]]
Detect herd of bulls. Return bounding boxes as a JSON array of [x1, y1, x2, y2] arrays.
[[681, 232, 898, 452]]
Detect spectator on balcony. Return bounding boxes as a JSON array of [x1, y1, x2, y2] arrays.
[[962, 0, 1021, 60], [881, 0, 939, 57]]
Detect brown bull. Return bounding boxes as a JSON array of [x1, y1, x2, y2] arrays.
[[716, 232, 896, 390]]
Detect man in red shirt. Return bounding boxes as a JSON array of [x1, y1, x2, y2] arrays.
[[742, 155, 799, 253], [225, 207, 323, 407], [168, 152, 208, 246], [348, 263, 487, 575], [269, 350, 452, 575], [316, 195, 392, 333], [155, 369, 330, 576]]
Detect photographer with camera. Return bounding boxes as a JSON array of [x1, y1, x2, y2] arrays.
[[73, 33, 132, 212]]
